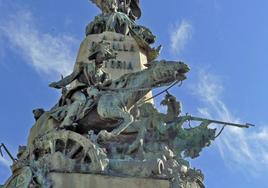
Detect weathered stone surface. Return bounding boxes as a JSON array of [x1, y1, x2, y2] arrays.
[[75, 31, 153, 101], [49, 173, 170, 188], [76, 31, 148, 80], [0, 1, 254, 188]]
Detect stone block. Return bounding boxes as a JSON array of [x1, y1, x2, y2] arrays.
[[75, 31, 153, 102], [49, 173, 170, 188]]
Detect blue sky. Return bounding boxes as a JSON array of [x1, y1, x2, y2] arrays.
[[0, 0, 268, 187]]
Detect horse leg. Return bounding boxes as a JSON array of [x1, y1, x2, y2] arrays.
[[97, 97, 134, 139], [127, 124, 147, 154], [111, 108, 134, 136], [98, 110, 133, 141]]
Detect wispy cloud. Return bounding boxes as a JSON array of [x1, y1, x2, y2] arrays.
[[170, 20, 192, 54], [0, 157, 11, 169], [0, 10, 78, 77], [192, 69, 268, 174]]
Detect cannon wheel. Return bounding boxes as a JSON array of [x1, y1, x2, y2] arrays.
[[31, 130, 108, 172]]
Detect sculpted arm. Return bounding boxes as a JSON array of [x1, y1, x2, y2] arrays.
[[102, 72, 112, 86], [49, 65, 82, 89]]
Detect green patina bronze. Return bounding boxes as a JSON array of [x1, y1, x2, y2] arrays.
[[1, 1, 254, 188]]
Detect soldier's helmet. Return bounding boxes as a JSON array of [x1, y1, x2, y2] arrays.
[[88, 41, 117, 65]]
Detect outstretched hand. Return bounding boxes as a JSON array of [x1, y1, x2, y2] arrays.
[[49, 82, 62, 89]]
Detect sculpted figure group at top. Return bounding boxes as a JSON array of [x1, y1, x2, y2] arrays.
[[91, 0, 141, 20], [87, 0, 161, 62]]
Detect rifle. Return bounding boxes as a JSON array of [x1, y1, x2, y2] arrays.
[[184, 115, 255, 129], [0, 143, 16, 163]]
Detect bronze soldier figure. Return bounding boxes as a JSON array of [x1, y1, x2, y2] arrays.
[[49, 42, 116, 128]]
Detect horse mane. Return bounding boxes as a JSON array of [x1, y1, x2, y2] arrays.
[[111, 67, 151, 89]]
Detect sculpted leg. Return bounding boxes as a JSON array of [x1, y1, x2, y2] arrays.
[[59, 91, 86, 128], [127, 123, 147, 154], [97, 110, 134, 141], [111, 109, 134, 136], [97, 96, 134, 140]]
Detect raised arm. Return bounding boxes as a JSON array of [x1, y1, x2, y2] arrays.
[[49, 65, 82, 89]]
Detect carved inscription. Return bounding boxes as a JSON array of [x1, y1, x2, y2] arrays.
[[90, 36, 137, 70], [105, 60, 134, 70]]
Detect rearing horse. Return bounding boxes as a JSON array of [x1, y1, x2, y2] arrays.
[[28, 60, 189, 145], [77, 60, 190, 137]]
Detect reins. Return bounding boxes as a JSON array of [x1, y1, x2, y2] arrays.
[[140, 80, 182, 104], [132, 80, 183, 108]]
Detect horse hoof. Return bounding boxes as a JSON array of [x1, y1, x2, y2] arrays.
[[97, 130, 115, 142]]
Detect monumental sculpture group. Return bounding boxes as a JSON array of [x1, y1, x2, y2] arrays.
[[1, 1, 254, 188]]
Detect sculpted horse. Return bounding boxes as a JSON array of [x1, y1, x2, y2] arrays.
[[78, 60, 190, 137], [28, 60, 189, 145]]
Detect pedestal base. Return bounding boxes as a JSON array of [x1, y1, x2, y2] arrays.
[[49, 173, 170, 188]]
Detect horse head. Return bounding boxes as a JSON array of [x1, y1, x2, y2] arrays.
[[146, 60, 190, 86]]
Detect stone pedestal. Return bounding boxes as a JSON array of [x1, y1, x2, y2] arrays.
[[49, 173, 170, 188], [76, 31, 153, 101], [76, 31, 148, 79]]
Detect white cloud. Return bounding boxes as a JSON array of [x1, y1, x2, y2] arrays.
[[0, 157, 11, 168], [170, 20, 192, 54], [192, 69, 268, 174], [0, 10, 79, 77]]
